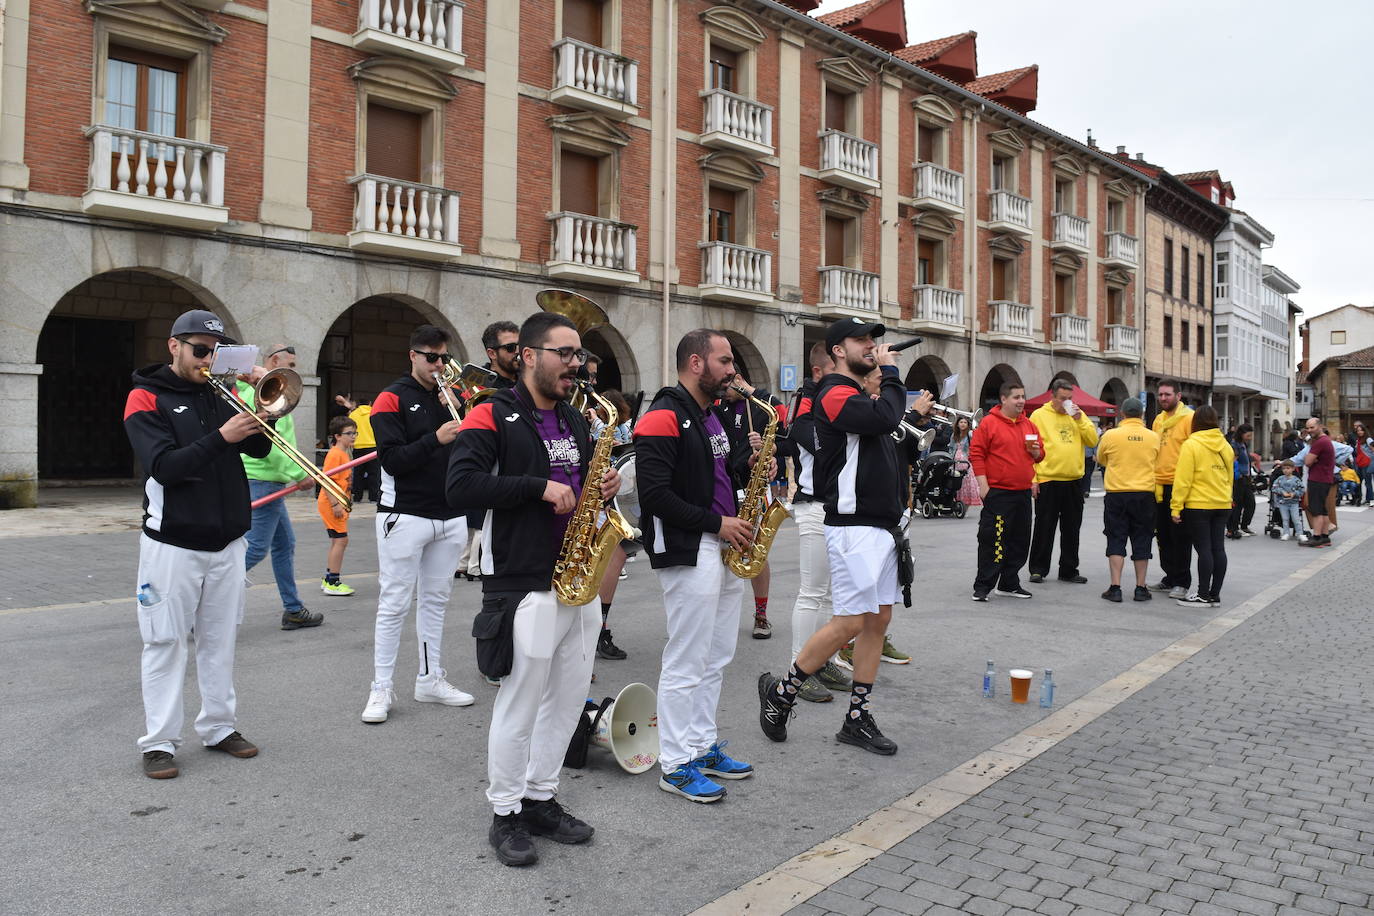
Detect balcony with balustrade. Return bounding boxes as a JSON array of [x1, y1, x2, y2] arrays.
[[912, 163, 964, 216], [353, 0, 465, 71], [81, 126, 228, 230], [1103, 231, 1138, 268], [547, 212, 638, 285], [1050, 212, 1089, 253], [910, 285, 965, 333], [987, 189, 1031, 235], [700, 90, 773, 158], [699, 242, 772, 305], [986, 300, 1032, 345], [1051, 313, 1092, 351], [817, 266, 879, 318], [817, 130, 879, 192], [348, 175, 461, 260], [550, 38, 638, 119], [1103, 324, 1141, 362]]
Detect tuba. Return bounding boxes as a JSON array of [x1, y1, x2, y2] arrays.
[[538, 289, 640, 605], [723, 383, 790, 579]]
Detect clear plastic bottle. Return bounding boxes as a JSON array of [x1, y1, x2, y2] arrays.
[[982, 659, 995, 698], [137, 583, 160, 607], [1039, 668, 1054, 708]]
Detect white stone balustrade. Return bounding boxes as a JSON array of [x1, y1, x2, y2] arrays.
[[700, 89, 773, 156], [699, 241, 771, 303], [818, 129, 879, 190], [913, 163, 964, 213], [548, 212, 637, 283], [352, 175, 458, 240], [988, 300, 1032, 339], [552, 38, 638, 116], [1105, 231, 1139, 267], [1052, 212, 1090, 250], [1052, 313, 1091, 348], [1105, 323, 1141, 358], [989, 189, 1032, 232], [82, 126, 228, 229], [819, 266, 879, 313], [913, 285, 965, 328], [356, 0, 463, 65]]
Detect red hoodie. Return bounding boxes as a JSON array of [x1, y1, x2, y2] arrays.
[[969, 405, 1043, 490]]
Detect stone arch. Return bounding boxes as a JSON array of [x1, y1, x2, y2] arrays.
[[721, 329, 768, 390], [1099, 377, 1130, 406], [582, 321, 640, 397], [1048, 369, 1078, 393], [904, 354, 954, 403], [37, 268, 238, 479], [979, 363, 1022, 410]]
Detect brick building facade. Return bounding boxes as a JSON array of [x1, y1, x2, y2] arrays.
[[0, 0, 1151, 506]]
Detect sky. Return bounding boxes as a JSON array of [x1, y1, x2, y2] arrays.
[[811, 0, 1373, 319]]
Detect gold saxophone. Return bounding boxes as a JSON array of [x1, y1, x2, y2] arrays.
[[723, 384, 790, 579], [553, 381, 639, 605]]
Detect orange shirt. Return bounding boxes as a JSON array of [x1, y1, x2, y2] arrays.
[[317, 446, 352, 532]]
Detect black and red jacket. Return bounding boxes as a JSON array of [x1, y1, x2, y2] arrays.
[[814, 367, 906, 529], [123, 364, 271, 552], [634, 384, 751, 569], [446, 384, 592, 593], [372, 373, 461, 520], [790, 379, 821, 501]]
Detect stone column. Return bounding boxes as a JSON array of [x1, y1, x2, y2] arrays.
[[878, 72, 901, 324], [0, 0, 32, 189], [480, 0, 520, 260], [0, 362, 39, 508], [776, 30, 803, 303], [258, 0, 313, 230]]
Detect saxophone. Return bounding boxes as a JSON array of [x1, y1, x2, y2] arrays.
[[553, 382, 638, 605], [723, 384, 791, 579]]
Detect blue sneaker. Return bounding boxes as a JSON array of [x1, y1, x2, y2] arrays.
[[692, 741, 754, 780], [658, 762, 726, 803]]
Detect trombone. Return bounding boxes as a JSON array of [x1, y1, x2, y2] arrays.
[[201, 366, 352, 512]]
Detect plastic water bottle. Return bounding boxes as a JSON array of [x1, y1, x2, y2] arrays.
[[137, 583, 160, 607], [982, 660, 995, 698], [1039, 668, 1054, 708]]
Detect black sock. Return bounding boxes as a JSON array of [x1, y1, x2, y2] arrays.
[[600, 601, 611, 629], [848, 682, 873, 720], [775, 662, 812, 704], [325, 571, 340, 584]]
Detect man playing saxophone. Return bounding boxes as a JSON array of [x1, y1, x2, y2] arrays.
[[446, 311, 621, 867]]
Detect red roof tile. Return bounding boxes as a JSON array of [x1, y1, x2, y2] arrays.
[[1174, 170, 1220, 183], [815, 0, 907, 50], [816, 0, 888, 28], [895, 31, 975, 64], [965, 65, 1036, 95]]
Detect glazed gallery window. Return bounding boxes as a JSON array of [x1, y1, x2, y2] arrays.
[[105, 48, 186, 138]]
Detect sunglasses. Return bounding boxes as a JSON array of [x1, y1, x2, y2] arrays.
[[412, 349, 452, 365], [493, 343, 519, 354], [529, 346, 591, 365], [177, 338, 216, 359], [267, 346, 296, 358]]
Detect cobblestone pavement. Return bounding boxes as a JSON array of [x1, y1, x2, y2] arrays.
[[784, 541, 1374, 916]]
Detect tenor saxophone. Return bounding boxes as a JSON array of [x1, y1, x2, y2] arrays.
[[553, 382, 639, 605], [723, 384, 791, 579]]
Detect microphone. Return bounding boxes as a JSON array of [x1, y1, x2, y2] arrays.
[[888, 337, 924, 353]]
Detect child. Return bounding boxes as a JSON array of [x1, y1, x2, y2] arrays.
[[319, 416, 357, 595], [1338, 461, 1360, 504], [1270, 459, 1305, 542]]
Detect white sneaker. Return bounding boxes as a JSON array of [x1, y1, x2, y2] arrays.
[[361, 684, 395, 723], [1175, 594, 1210, 608], [415, 672, 475, 707], [1280, 532, 1291, 541], [1168, 586, 1188, 600]]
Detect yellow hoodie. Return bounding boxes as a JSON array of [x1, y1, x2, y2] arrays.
[[1095, 418, 1160, 492], [1170, 428, 1234, 514], [1152, 405, 1193, 485], [1030, 404, 1099, 482]]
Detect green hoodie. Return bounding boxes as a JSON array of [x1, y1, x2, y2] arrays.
[[1170, 428, 1233, 514], [236, 380, 308, 485]]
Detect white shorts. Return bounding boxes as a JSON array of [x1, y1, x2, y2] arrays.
[[825, 525, 898, 615]]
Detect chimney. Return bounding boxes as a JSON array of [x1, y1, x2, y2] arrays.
[[1086, 129, 1097, 149], [1135, 152, 1145, 161], [1116, 145, 1126, 155]]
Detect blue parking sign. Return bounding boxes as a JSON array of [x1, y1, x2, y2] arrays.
[[779, 364, 797, 392]]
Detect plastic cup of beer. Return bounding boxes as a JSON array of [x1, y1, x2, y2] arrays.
[[1024, 434, 1038, 453], [1009, 669, 1033, 704]]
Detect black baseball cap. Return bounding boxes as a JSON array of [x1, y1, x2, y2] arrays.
[[825, 316, 886, 352], [169, 309, 235, 344]]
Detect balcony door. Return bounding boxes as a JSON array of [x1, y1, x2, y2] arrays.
[[366, 103, 422, 183], [559, 148, 601, 216], [563, 0, 605, 45], [917, 238, 936, 286], [106, 47, 186, 139], [824, 215, 850, 267], [709, 43, 738, 93], [707, 185, 736, 244]]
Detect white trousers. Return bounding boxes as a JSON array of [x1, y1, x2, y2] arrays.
[[373, 513, 464, 688], [487, 591, 599, 815], [655, 534, 749, 772], [789, 501, 832, 660], [462, 527, 483, 577], [135, 534, 247, 754]]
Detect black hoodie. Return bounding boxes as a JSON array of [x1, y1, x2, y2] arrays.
[[372, 373, 462, 520], [123, 364, 271, 552]]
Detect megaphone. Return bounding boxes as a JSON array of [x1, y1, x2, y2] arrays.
[[590, 682, 659, 774]]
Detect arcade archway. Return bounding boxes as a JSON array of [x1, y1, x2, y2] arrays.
[[723, 330, 769, 391], [979, 363, 1022, 411], [1100, 377, 1130, 407], [583, 323, 640, 398], [905, 355, 955, 404]]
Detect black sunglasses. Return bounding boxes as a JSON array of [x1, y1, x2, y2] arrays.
[[493, 343, 519, 354], [412, 349, 452, 365], [267, 346, 296, 358], [176, 338, 215, 359]]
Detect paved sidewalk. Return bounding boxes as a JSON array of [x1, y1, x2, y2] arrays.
[[762, 535, 1374, 916]]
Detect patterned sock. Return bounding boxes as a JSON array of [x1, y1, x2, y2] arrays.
[[774, 662, 811, 704], [600, 601, 612, 630], [848, 682, 873, 720], [754, 597, 768, 618]]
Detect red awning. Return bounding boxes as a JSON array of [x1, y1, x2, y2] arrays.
[[1024, 385, 1116, 417]]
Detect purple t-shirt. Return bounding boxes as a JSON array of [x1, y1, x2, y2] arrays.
[[702, 410, 736, 519], [1308, 435, 1336, 484], [533, 408, 584, 553]]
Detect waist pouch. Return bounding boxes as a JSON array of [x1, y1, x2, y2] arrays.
[[888, 526, 914, 608], [471, 591, 527, 679]]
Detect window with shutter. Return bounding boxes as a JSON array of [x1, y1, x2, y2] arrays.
[[824, 216, 848, 266], [559, 148, 601, 216], [366, 103, 422, 183], [992, 257, 1011, 301], [563, 0, 604, 46], [1054, 273, 1074, 315], [824, 86, 850, 133], [709, 44, 738, 93], [917, 238, 935, 286], [707, 185, 735, 243], [917, 124, 939, 164]]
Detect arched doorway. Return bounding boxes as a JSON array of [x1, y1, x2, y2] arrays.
[[722, 330, 769, 391], [1048, 370, 1078, 394], [583, 323, 639, 398], [317, 295, 462, 435], [979, 363, 1022, 411], [904, 355, 954, 404], [38, 269, 236, 479], [1099, 377, 1129, 407]]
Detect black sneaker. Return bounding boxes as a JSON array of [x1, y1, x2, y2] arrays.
[[1101, 585, 1122, 603], [520, 797, 593, 845], [757, 673, 794, 743], [1133, 586, 1152, 602], [596, 629, 627, 660], [994, 587, 1032, 599], [1148, 580, 1172, 592], [836, 711, 898, 756], [489, 812, 538, 866], [281, 608, 324, 630], [1058, 574, 1088, 584], [207, 731, 259, 758], [1028, 573, 1045, 583], [142, 750, 178, 779], [971, 590, 989, 602]]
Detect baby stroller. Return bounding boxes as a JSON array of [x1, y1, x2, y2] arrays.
[[912, 450, 969, 518], [1262, 465, 1310, 540]]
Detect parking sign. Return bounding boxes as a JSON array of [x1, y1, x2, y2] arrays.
[[779, 364, 798, 392]]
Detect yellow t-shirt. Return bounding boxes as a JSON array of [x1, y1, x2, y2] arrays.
[[349, 405, 375, 448], [1095, 418, 1160, 493]]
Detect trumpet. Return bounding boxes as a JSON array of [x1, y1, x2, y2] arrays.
[[892, 420, 937, 450], [925, 403, 983, 428], [435, 361, 499, 418]]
